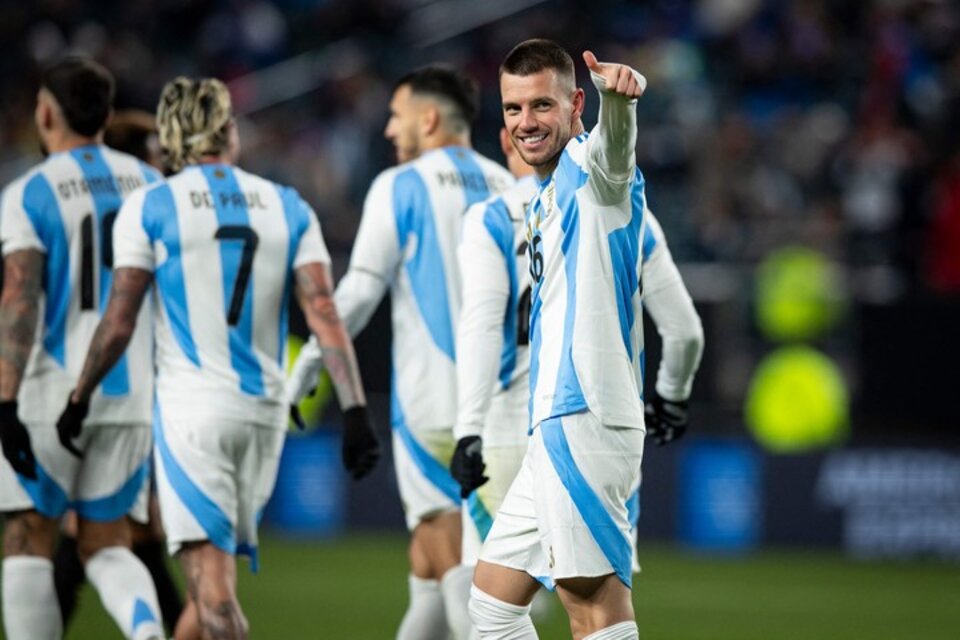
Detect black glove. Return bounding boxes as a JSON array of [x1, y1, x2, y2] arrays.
[[0, 401, 37, 479], [290, 405, 306, 431], [56, 394, 89, 458], [342, 406, 380, 479], [645, 393, 688, 446], [450, 435, 488, 499]]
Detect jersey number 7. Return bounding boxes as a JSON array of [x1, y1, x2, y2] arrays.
[[215, 225, 260, 326]]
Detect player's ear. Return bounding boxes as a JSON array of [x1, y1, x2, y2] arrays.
[[570, 87, 585, 123], [420, 104, 440, 137]]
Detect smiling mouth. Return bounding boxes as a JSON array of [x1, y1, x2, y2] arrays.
[[518, 133, 547, 148]]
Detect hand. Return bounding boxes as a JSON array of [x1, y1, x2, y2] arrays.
[[0, 401, 37, 479], [582, 50, 646, 99], [450, 435, 488, 499], [342, 406, 380, 479], [56, 394, 89, 458], [290, 404, 306, 431], [645, 393, 688, 446]]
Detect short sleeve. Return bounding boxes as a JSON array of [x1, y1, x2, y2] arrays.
[[112, 187, 156, 271], [293, 202, 331, 268], [1, 175, 46, 255]]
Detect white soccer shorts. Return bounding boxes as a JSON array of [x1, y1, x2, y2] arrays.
[[152, 402, 284, 571], [479, 412, 644, 588], [462, 443, 527, 566], [0, 421, 151, 523], [391, 423, 460, 531]]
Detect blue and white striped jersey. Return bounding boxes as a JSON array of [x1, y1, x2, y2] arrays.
[[112, 164, 330, 425], [341, 146, 513, 431], [0, 144, 161, 425], [526, 75, 649, 430], [457, 174, 681, 444]]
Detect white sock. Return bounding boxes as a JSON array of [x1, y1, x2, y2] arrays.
[[2, 556, 63, 640], [397, 574, 447, 640], [468, 584, 537, 640], [85, 546, 164, 640], [583, 621, 639, 640], [441, 564, 477, 639]]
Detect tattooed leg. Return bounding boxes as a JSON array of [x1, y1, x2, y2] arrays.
[[179, 542, 248, 640], [2, 510, 58, 559]]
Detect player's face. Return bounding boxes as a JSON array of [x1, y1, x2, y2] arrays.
[[500, 69, 583, 170], [384, 84, 420, 164]]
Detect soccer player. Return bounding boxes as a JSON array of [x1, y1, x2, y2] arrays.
[[453, 128, 703, 615], [285, 66, 513, 639], [53, 108, 185, 636], [466, 40, 651, 640], [55, 76, 380, 639], [0, 57, 165, 640]]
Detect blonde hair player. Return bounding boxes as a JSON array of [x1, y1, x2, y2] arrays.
[[57, 76, 380, 639]]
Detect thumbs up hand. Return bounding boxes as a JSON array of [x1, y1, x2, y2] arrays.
[[582, 50, 646, 99]]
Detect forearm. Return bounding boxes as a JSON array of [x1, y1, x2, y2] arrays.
[[645, 282, 704, 402], [333, 268, 389, 337], [589, 69, 641, 184], [73, 319, 136, 402], [304, 297, 366, 410], [0, 295, 38, 401]]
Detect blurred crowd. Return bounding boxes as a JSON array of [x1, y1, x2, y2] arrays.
[[1, 0, 959, 296]]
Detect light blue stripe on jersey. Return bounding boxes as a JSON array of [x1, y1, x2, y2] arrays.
[[627, 488, 640, 530], [541, 417, 632, 587], [16, 461, 70, 518], [140, 163, 161, 186], [72, 457, 149, 522], [153, 404, 237, 556], [391, 374, 460, 503], [142, 185, 200, 366], [550, 152, 589, 417], [467, 492, 494, 540], [482, 198, 518, 389], [277, 187, 310, 365], [606, 168, 646, 361], [71, 146, 130, 395], [442, 146, 490, 207], [393, 167, 456, 360], [526, 196, 545, 431], [201, 165, 264, 396], [22, 173, 69, 365], [641, 220, 657, 263]]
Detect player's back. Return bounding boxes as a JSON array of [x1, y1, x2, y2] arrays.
[[526, 134, 648, 430], [386, 146, 513, 430], [0, 144, 160, 425], [127, 164, 318, 424]]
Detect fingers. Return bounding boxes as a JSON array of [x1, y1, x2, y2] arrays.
[[350, 447, 380, 480], [582, 50, 601, 74], [59, 433, 83, 459], [15, 451, 37, 480]]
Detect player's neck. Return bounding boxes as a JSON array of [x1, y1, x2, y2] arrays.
[[423, 130, 471, 153], [533, 119, 586, 182], [44, 131, 102, 154], [197, 154, 233, 166]]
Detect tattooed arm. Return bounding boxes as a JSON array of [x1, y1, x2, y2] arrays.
[[294, 262, 366, 410], [0, 250, 44, 401], [71, 267, 153, 403]]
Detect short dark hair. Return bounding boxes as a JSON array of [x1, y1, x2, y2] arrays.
[[395, 65, 480, 128], [499, 39, 575, 86], [41, 56, 115, 137]]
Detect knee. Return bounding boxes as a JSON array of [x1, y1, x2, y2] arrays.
[[468, 585, 535, 639], [76, 522, 129, 564], [3, 511, 57, 558]]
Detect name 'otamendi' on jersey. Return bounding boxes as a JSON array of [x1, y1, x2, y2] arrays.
[[111, 163, 330, 425], [347, 146, 513, 431], [0, 144, 161, 425]]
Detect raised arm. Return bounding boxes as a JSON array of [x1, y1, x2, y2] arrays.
[[295, 262, 379, 478], [582, 50, 646, 204]]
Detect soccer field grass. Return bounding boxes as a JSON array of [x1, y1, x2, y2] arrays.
[[61, 532, 958, 639]]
